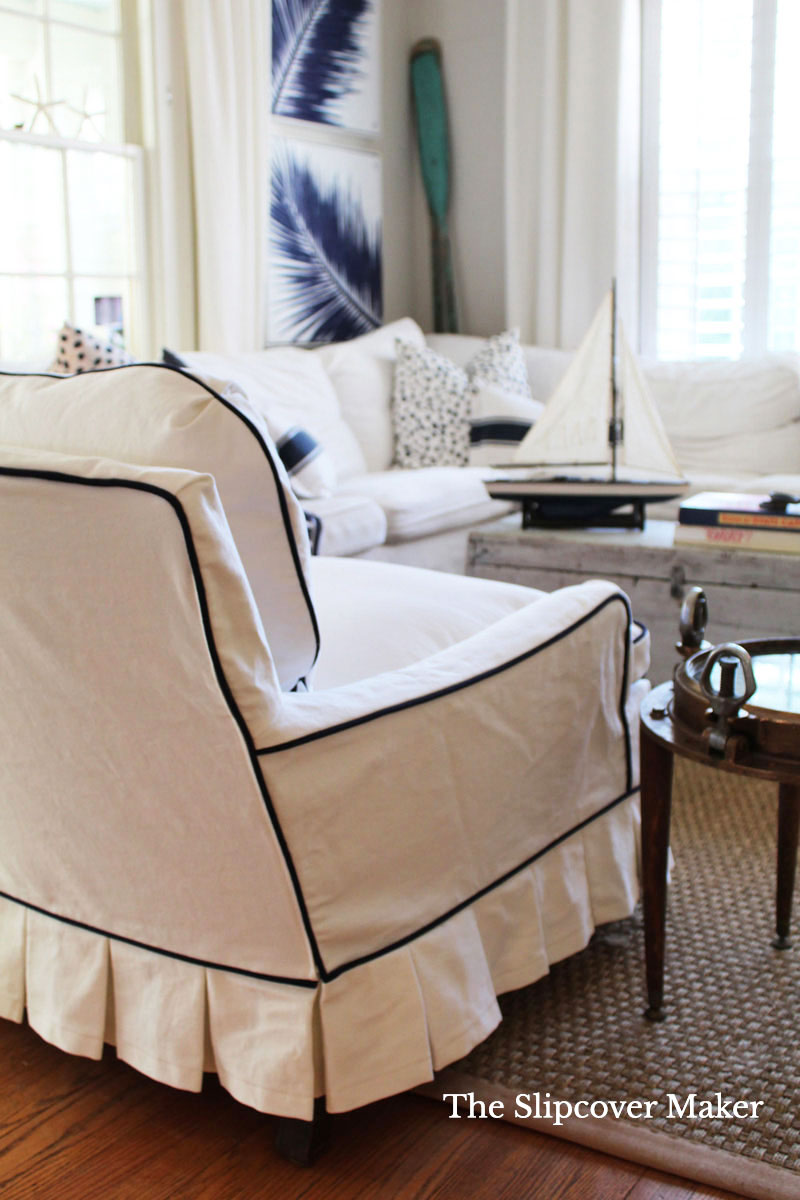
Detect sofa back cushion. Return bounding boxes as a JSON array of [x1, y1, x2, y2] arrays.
[[643, 354, 800, 476], [315, 317, 427, 472], [169, 346, 367, 484], [0, 366, 319, 691]]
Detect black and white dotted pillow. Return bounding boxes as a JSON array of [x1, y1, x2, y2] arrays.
[[392, 340, 471, 468], [49, 322, 134, 374]]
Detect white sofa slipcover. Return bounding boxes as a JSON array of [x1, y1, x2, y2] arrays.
[[167, 320, 800, 571], [0, 364, 649, 1122]]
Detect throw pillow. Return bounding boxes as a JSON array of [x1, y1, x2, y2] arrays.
[[468, 383, 546, 465], [465, 328, 537, 465], [391, 328, 538, 469], [50, 322, 134, 374], [392, 341, 471, 468]]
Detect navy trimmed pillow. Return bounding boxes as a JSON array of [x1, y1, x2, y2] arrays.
[[468, 383, 545, 466]]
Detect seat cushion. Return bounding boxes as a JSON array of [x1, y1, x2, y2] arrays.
[[309, 555, 545, 688], [0, 365, 318, 691], [303, 493, 387, 557], [336, 466, 514, 542]]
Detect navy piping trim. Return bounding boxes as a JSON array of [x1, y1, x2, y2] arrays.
[[257, 593, 634, 784], [633, 620, 648, 644], [322, 784, 639, 982], [0, 363, 321, 680], [0, 465, 326, 979], [0, 890, 317, 988]]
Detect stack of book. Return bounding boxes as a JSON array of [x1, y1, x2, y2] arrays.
[[675, 492, 800, 555]]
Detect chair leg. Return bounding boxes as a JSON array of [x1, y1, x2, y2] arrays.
[[274, 1097, 328, 1165]]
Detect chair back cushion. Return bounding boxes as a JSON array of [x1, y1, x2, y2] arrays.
[[0, 365, 319, 690]]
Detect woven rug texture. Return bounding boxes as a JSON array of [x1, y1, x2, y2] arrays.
[[451, 758, 800, 1182]]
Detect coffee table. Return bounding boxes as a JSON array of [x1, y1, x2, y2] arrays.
[[467, 517, 800, 683], [640, 643, 800, 1021]]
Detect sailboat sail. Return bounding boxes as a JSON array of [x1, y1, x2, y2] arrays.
[[511, 289, 685, 483], [617, 332, 682, 478]]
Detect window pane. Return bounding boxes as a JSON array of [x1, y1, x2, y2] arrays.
[[49, 0, 120, 34], [1, 0, 43, 14], [50, 24, 122, 141], [73, 276, 131, 345], [769, 0, 800, 351], [655, 0, 753, 359], [0, 12, 48, 133], [67, 149, 135, 273], [0, 141, 67, 271], [0, 275, 68, 362]]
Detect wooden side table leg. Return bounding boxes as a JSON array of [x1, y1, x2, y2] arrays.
[[773, 783, 800, 950], [640, 726, 674, 1021]]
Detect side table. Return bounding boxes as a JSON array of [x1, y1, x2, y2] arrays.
[[641, 665, 800, 1021]]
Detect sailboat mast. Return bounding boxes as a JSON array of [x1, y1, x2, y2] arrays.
[[609, 278, 619, 482]]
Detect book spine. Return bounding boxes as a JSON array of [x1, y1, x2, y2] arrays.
[[673, 523, 800, 554], [679, 508, 800, 530]]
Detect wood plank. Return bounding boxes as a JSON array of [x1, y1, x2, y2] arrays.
[[0, 1019, 744, 1200]]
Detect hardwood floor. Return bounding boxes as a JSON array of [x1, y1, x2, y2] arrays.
[[0, 1019, 743, 1199]]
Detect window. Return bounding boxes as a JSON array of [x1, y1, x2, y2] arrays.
[[0, 0, 146, 362], [640, 0, 800, 360]]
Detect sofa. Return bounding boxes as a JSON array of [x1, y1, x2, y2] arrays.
[[0, 363, 649, 1133], [165, 318, 800, 575]]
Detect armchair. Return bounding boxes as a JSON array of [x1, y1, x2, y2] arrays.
[[0, 365, 648, 1130]]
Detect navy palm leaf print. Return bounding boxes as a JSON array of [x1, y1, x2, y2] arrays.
[[271, 151, 382, 342], [272, 0, 373, 124]]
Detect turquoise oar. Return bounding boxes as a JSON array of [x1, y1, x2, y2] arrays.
[[410, 38, 458, 333]]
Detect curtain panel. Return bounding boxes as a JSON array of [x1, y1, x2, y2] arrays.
[[182, 0, 268, 352], [505, 0, 641, 349]]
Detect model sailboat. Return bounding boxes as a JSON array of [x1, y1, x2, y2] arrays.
[[485, 285, 689, 528]]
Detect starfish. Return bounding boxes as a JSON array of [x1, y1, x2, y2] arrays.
[[10, 74, 65, 135], [64, 87, 107, 140]]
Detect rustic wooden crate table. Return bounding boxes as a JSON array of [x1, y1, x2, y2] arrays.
[[466, 516, 800, 683]]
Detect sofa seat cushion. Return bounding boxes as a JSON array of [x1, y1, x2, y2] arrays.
[[336, 466, 514, 542], [304, 493, 387, 557], [309, 556, 545, 688]]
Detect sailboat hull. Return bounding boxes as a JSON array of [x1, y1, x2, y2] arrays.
[[484, 478, 690, 530]]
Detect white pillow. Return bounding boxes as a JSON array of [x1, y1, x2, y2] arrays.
[[392, 341, 471, 468], [464, 329, 537, 465], [468, 383, 546, 466], [166, 346, 367, 483], [49, 322, 134, 374], [314, 317, 427, 472]]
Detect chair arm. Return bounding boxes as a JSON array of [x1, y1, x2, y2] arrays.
[[256, 580, 640, 976]]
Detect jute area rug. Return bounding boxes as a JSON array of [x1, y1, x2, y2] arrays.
[[427, 759, 800, 1200]]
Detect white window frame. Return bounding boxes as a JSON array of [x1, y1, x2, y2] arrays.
[[0, 0, 150, 359]]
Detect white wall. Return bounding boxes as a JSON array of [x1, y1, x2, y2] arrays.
[[402, 0, 510, 336]]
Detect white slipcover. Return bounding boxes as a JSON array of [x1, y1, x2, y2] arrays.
[[0, 366, 649, 1122], [0, 366, 317, 691]]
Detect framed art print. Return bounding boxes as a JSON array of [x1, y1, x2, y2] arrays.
[[268, 137, 382, 343], [271, 0, 380, 135]]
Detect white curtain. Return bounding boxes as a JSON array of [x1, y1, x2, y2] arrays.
[[505, 0, 641, 349], [181, 0, 268, 351]]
